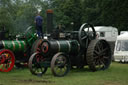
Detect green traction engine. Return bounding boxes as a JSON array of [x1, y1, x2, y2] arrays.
[[0, 26, 40, 72], [28, 23, 112, 77]]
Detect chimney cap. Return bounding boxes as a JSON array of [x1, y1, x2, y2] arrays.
[[47, 9, 53, 13]]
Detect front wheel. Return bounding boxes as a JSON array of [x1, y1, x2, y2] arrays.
[[51, 52, 70, 77], [0, 49, 15, 72], [28, 52, 47, 76]]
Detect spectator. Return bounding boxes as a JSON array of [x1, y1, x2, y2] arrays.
[[35, 12, 43, 38]]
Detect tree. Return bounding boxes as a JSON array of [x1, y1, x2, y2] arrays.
[[0, 8, 14, 32], [99, 0, 128, 31], [62, 0, 82, 31], [82, 0, 101, 25], [50, 0, 82, 31], [0, 0, 128, 34]]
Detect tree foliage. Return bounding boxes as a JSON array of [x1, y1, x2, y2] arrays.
[[82, 0, 128, 31], [0, 0, 127, 33]]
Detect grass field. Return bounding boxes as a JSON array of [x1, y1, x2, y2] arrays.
[[0, 62, 128, 85]]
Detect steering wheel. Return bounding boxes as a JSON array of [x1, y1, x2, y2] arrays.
[[78, 23, 96, 47]]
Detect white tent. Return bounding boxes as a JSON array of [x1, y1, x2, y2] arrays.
[[114, 32, 128, 62]]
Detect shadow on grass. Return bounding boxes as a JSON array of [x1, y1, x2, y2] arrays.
[[12, 79, 54, 84], [70, 66, 91, 73]]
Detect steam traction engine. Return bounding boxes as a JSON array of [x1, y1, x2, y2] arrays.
[[28, 23, 112, 77], [0, 26, 40, 72]]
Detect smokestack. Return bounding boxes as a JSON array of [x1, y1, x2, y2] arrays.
[[46, 9, 53, 34]]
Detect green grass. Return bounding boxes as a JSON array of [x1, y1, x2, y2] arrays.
[[0, 62, 128, 85]]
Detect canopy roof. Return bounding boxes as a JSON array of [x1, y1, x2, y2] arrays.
[[94, 26, 118, 32], [117, 32, 128, 40], [84, 26, 118, 32]]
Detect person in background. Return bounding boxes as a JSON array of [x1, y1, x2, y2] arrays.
[[35, 12, 43, 38]]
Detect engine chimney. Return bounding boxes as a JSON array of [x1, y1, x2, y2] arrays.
[[46, 9, 53, 34]]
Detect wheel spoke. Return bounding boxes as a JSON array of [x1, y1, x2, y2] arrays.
[[95, 56, 106, 70], [101, 57, 105, 64], [95, 44, 100, 52], [98, 59, 104, 69], [101, 48, 108, 53], [97, 43, 101, 52], [103, 56, 109, 60], [99, 42, 104, 51], [100, 60, 105, 67], [94, 56, 99, 60], [6, 63, 10, 68], [55, 66, 59, 71], [2, 64, 5, 70], [82, 36, 87, 40], [94, 50, 99, 56], [95, 58, 99, 65]]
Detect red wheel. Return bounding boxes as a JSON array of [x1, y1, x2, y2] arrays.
[[0, 49, 15, 72]]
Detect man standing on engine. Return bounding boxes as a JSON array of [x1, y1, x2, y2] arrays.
[[35, 12, 43, 38]]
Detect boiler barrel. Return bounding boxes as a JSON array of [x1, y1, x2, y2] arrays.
[[41, 40, 80, 54], [0, 40, 26, 51]]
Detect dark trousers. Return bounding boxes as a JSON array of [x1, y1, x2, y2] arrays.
[[36, 26, 43, 37]]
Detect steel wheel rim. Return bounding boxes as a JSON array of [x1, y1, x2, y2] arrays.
[[0, 49, 15, 72], [51, 53, 70, 77], [28, 52, 47, 76]]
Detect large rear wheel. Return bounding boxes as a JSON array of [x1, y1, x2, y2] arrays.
[[86, 39, 112, 71]]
